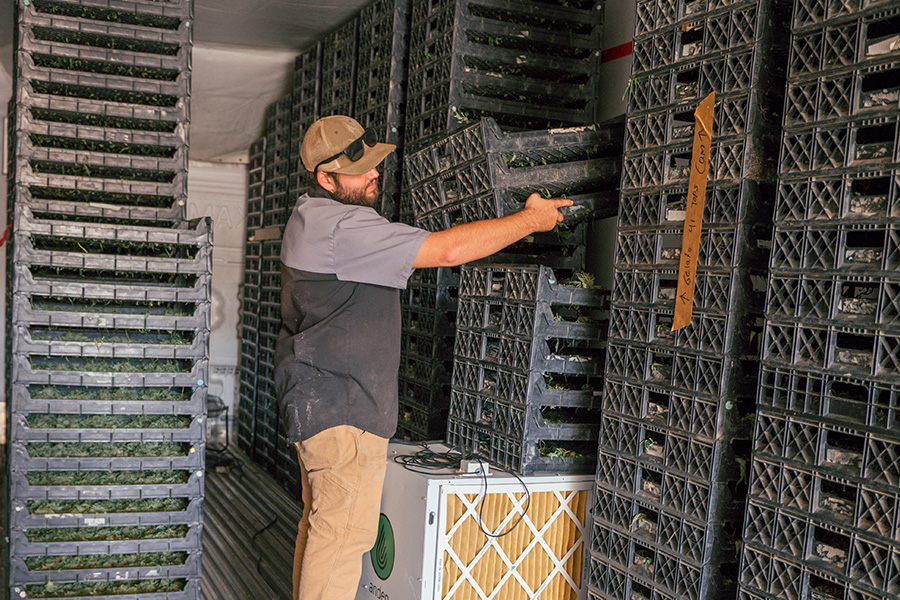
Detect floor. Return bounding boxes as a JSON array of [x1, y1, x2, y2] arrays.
[[200, 448, 302, 600]]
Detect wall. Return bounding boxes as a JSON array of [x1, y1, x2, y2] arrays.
[[587, 0, 635, 287], [186, 161, 248, 421]]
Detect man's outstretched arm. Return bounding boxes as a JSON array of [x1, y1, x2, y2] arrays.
[[412, 193, 573, 268]]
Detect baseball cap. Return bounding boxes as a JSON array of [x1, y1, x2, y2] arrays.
[[300, 115, 395, 175]]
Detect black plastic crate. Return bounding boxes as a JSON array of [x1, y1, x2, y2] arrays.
[[355, 0, 410, 219], [12, 325, 209, 363], [9, 549, 200, 591], [446, 264, 607, 474], [780, 114, 900, 177], [10, 178, 185, 224], [769, 222, 900, 275], [788, 5, 900, 80], [318, 18, 358, 117], [756, 365, 900, 437], [588, 519, 738, 600], [236, 390, 256, 454], [10, 291, 210, 336], [404, 0, 602, 150], [12, 207, 212, 276], [631, 0, 787, 77], [9, 382, 203, 419], [404, 116, 623, 235], [9, 353, 208, 390]]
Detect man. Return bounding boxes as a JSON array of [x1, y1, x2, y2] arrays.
[[275, 115, 571, 600]]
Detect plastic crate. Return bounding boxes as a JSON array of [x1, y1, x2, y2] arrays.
[[9, 549, 201, 588], [11, 324, 209, 361], [235, 390, 256, 454], [774, 167, 900, 224], [12, 209, 211, 277], [319, 18, 358, 117], [355, 0, 411, 219], [404, 117, 623, 236], [9, 382, 203, 418], [788, 5, 900, 80], [396, 376, 451, 440], [19, 0, 193, 21], [7, 436, 205, 473], [756, 365, 900, 437], [446, 265, 607, 474], [404, 0, 602, 150], [768, 222, 900, 275], [9, 353, 208, 390], [7, 467, 203, 505]]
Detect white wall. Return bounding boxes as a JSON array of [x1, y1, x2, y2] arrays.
[[0, 73, 12, 446], [186, 161, 248, 419], [597, 0, 636, 122]]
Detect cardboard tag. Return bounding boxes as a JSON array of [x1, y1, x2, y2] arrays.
[[672, 92, 715, 331]]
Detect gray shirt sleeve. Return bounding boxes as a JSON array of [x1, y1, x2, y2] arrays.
[[332, 208, 430, 289]]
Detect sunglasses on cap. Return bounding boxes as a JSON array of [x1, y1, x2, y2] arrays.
[[314, 127, 378, 172]]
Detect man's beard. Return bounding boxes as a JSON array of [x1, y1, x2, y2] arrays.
[[333, 178, 379, 207]]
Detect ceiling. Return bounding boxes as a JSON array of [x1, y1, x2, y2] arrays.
[[0, 0, 368, 163]]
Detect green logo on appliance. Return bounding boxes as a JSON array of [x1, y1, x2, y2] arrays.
[[371, 513, 394, 580]]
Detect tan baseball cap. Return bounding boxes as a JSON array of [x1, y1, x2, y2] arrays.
[[300, 115, 395, 175]]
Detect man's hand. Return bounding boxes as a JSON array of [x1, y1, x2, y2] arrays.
[[522, 193, 574, 232]]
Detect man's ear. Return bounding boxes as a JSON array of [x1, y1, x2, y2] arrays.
[[316, 171, 337, 193]]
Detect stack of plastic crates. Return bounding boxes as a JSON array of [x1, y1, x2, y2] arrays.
[[287, 43, 321, 202], [319, 18, 358, 118], [236, 138, 265, 455], [397, 267, 459, 440], [6, 2, 207, 598], [404, 0, 604, 151], [588, 1, 793, 599], [354, 0, 411, 220], [404, 116, 624, 268], [263, 95, 292, 229], [398, 117, 622, 443], [739, 4, 900, 600], [447, 264, 609, 475]]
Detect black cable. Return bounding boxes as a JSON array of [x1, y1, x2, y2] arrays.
[[474, 457, 531, 539], [250, 516, 280, 589], [392, 443, 531, 538]]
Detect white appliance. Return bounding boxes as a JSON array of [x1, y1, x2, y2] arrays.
[[357, 442, 593, 600]]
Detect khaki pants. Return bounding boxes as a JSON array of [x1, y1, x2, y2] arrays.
[[292, 425, 389, 600]]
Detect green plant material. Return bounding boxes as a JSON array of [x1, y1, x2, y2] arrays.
[[537, 440, 595, 458], [30, 265, 196, 286], [31, 107, 178, 133], [31, 185, 176, 207], [631, 512, 647, 528], [26, 578, 185, 599], [25, 551, 187, 571], [27, 441, 190, 458], [735, 456, 748, 486], [30, 134, 177, 158], [641, 438, 658, 452], [31, 80, 178, 108], [27, 414, 191, 429], [30, 297, 195, 316], [26, 524, 189, 543], [30, 328, 192, 345], [564, 271, 597, 289], [32, 0, 183, 30], [30, 235, 194, 258], [33, 212, 171, 228], [27, 497, 188, 514], [31, 357, 190, 373], [25, 470, 191, 486], [30, 159, 176, 182], [29, 386, 190, 402], [32, 53, 180, 82]]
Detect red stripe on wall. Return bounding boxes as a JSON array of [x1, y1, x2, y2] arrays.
[[600, 41, 633, 63]]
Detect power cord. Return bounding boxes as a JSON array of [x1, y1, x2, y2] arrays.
[[392, 442, 531, 538]]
